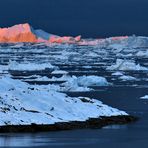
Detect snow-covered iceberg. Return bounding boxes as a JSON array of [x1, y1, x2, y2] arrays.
[[0, 23, 81, 44], [0, 76, 127, 126], [0, 24, 37, 43], [59, 75, 109, 92]]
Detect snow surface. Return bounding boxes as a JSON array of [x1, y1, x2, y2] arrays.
[[0, 76, 127, 126]]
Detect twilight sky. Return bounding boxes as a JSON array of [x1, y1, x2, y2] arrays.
[[0, 0, 148, 38]]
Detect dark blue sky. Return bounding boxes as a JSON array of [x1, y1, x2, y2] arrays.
[[0, 0, 148, 38]]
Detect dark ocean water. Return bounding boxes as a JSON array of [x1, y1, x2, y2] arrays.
[[0, 43, 148, 147], [0, 86, 148, 148]]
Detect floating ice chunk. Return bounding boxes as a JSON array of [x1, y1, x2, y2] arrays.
[[82, 65, 92, 69], [77, 75, 109, 87], [119, 75, 137, 81], [8, 61, 56, 71], [112, 71, 124, 76], [32, 75, 109, 92], [108, 44, 124, 52], [107, 59, 148, 71], [117, 53, 133, 58], [140, 95, 148, 99], [60, 76, 91, 92], [60, 75, 109, 92], [35, 76, 50, 81], [136, 50, 148, 57], [51, 70, 68, 75]]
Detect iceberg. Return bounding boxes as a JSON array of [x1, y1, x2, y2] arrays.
[[112, 71, 124, 76], [8, 61, 56, 71], [59, 75, 109, 92], [0, 24, 37, 42], [1, 23, 148, 47], [0, 23, 81, 44], [140, 95, 148, 99], [107, 59, 148, 71], [119, 75, 137, 81], [0, 76, 127, 126]]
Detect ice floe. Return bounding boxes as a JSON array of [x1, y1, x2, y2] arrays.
[[107, 59, 148, 71], [51, 70, 68, 75], [140, 95, 148, 99], [26, 75, 110, 92], [136, 50, 148, 58], [75, 75, 109, 87], [112, 71, 124, 76], [59, 75, 109, 92], [119, 75, 137, 81], [8, 61, 56, 71]]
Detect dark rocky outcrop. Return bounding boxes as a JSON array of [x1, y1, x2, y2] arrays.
[[0, 115, 137, 133]]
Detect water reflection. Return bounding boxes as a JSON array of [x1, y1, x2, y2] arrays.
[[102, 124, 128, 129], [0, 132, 101, 147]]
